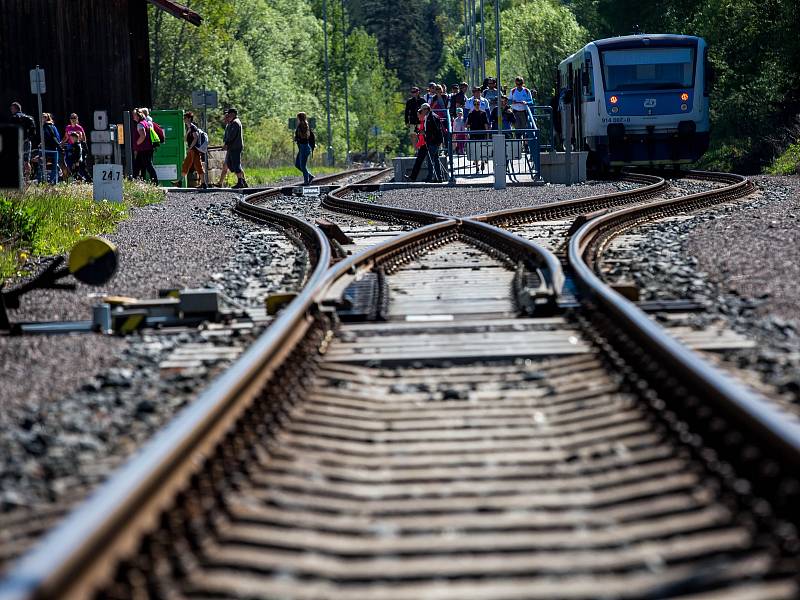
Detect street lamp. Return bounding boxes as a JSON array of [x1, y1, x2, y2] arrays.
[[323, 0, 334, 166], [342, 0, 351, 164], [495, 0, 501, 132]]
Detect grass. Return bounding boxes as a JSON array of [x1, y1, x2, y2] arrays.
[[222, 165, 342, 187], [0, 180, 164, 280], [767, 142, 800, 175]]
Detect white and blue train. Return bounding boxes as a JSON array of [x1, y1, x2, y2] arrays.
[[558, 34, 710, 170]]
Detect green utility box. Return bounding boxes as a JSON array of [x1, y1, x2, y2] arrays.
[[151, 110, 186, 187]]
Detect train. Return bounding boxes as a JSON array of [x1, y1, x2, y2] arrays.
[[558, 34, 711, 171]]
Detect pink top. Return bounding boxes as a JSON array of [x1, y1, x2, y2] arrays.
[[134, 120, 153, 151], [64, 123, 86, 142]]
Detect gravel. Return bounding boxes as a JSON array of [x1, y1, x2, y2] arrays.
[[0, 189, 312, 568], [368, 180, 639, 217], [600, 175, 800, 409]]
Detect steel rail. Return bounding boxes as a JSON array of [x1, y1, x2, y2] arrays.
[[0, 203, 333, 600], [471, 172, 667, 226], [323, 183, 451, 225], [0, 186, 565, 600], [567, 171, 800, 521]]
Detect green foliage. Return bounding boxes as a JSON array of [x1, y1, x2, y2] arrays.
[[0, 182, 164, 280], [0, 198, 37, 244], [767, 143, 800, 175], [500, 0, 588, 99], [560, 0, 800, 173], [149, 0, 405, 165]]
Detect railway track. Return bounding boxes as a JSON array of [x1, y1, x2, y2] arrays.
[[3, 170, 800, 599]]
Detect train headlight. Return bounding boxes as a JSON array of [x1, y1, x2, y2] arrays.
[[681, 103, 688, 111], [611, 107, 619, 114], [680, 92, 689, 101], [610, 95, 619, 104]]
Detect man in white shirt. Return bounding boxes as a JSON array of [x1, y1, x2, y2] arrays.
[[464, 86, 489, 116]]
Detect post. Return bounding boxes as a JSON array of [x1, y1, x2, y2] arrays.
[[492, 134, 506, 189], [202, 89, 209, 188], [123, 111, 133, 177], [34, 67, 45, 183], [494, 0, 501, 134], [323, 0, 334, 167], [479, 0, 486, 83], [463, 0, 469, 81], [342, 0, 351, 165]]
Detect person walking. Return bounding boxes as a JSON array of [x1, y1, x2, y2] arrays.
[[222, 108, 248, 189], [484, 77, 499, 109], [41, 113, 62, 184], [452, 107, 467, 154], [490, 96, 515, 132], [405, 109, 429, 182], [62, 113, 87, 179], [294, 112, 316, 185], [466, 103, 490, 173], [404, 86, 424, 143], [464, 86, 489, 117], [132, 108, 158, 182], [177, 111, 205, 187], [420, 104, 444, 182], [510, 76, 535, 131], [9, 102, 38, 179]]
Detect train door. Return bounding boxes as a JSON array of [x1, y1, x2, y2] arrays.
[[572, 65, 583, 150]]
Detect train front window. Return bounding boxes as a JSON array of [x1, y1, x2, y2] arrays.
[[601, 47, 695, 91]]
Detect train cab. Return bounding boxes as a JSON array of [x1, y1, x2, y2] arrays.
[[558, 34, 711, 171]]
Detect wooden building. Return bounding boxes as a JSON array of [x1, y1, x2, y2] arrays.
[[0, 0, 200, 128]]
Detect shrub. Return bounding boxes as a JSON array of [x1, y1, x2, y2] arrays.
[[0, 197, 37, 244]]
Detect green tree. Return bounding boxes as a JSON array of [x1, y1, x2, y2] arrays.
[[500, 0, 588, 99]]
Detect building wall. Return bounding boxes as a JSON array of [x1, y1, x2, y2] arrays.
[[0, 0, 152, 129]]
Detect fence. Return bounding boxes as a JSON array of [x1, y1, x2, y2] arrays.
[[443, 105, 553, 183]]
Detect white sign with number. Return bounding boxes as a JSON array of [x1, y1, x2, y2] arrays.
[[93, 164, 123, 203]]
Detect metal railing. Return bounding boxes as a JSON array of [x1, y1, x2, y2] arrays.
[[440, 104, 553, 183]]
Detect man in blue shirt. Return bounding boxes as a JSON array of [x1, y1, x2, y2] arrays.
[[509, 76, 535, 131]]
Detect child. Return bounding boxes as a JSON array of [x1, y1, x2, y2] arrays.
[[452, 107, 466, 154], [65, 132, 89, 182]]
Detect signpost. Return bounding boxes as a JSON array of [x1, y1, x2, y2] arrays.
[[192, 89, 218, 187], [29, 67, 46, 182], [93, 164, 124, 203]]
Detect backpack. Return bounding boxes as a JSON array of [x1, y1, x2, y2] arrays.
[[150, 121, 165, 148], [195, 126, 209, 153], [149, 124, 161, 148]]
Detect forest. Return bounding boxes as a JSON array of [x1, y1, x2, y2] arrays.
[[149, 0, 800, 173]]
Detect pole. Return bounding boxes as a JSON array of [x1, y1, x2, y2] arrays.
[[202, 88, 209, 188], [463, 0, 469, 82], [479, 0, 486, 83], [35, 66, 45, 183], [494, 0, 502, 134], [342, 0, 351, 165], [492, 0, 505, 189], [323, 0, 334, 167], [470, 0, 477, 85]]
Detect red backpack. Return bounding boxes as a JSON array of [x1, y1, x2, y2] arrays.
[[152, 121, 166, 144]]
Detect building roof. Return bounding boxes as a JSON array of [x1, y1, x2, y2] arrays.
[[146, 0, 202, 26]]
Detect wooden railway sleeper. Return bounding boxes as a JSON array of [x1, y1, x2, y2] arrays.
[[575, 306, 800, 560]]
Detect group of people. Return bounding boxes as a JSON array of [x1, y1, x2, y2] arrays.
[[404, 77, 537, 178], [9, 102, 90, 184], [174, 107, 247, 189]]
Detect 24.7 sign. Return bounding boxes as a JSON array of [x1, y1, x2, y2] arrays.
[[93, 164, 123, 203]]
